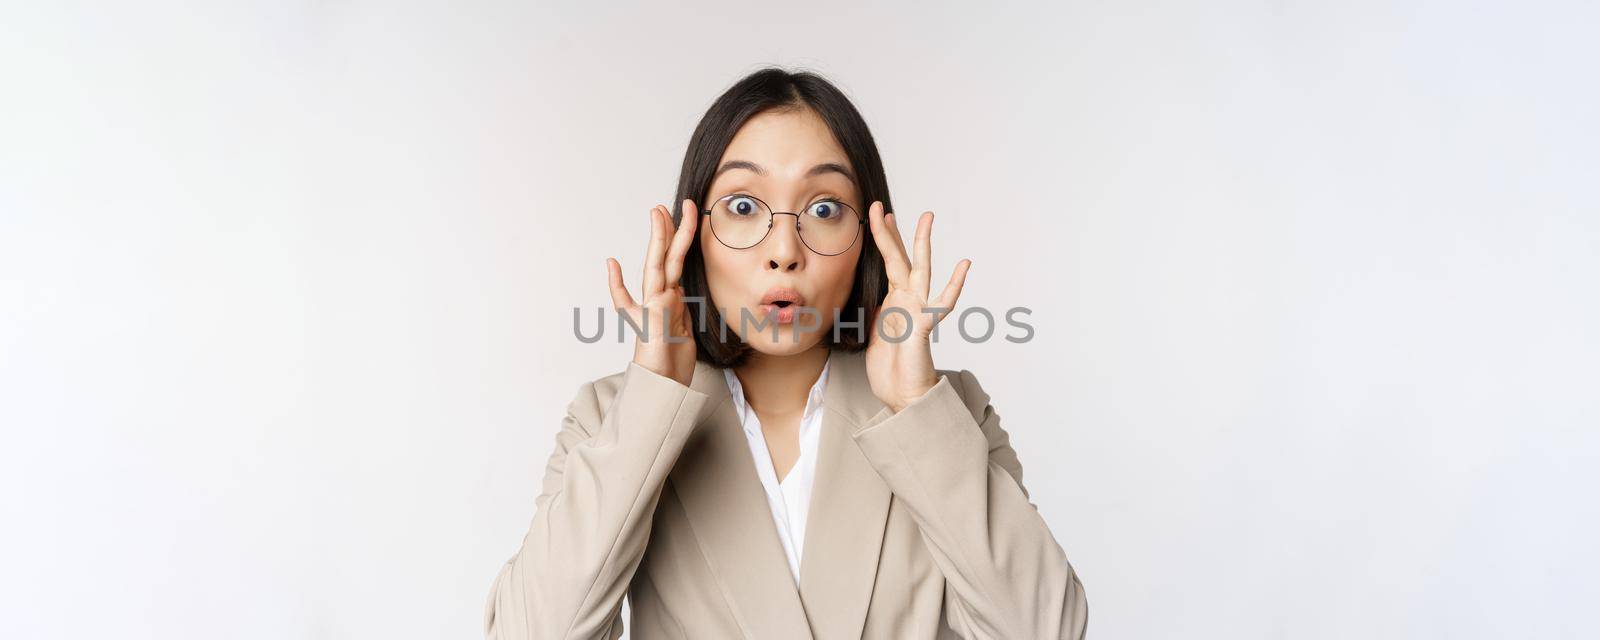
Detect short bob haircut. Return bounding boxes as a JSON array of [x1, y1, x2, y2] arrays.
[[672, 67, 894, 369]]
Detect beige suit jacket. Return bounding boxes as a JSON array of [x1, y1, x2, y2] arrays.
[[485, 348, 1088, 639]]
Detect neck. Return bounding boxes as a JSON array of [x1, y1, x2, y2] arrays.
[[732, 346, 828, 416]]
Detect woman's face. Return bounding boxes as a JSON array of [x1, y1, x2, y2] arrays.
[[700, 107, 864, 356]]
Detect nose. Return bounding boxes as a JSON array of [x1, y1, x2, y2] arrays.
[[763, 213, 805, 272]]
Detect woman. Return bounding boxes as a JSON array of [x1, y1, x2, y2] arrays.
[[485, 68, 1088, 639]]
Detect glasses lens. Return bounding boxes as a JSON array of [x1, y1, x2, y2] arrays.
[[709, 195, 771, 249], [798, 200, 862, 255]]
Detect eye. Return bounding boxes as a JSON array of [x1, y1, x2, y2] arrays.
[[726, 196, 760, 217], [806, 199, 842, 220]]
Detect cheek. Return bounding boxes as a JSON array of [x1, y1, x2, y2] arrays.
[[820, 256, 861, 305], [699, 240, 746, 304]]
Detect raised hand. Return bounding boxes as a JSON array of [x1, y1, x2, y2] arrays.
[[607, 199, 701, 388], [863, 202, 972, 413]]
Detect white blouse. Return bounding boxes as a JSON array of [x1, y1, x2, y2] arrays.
[[721, 359, 831, 585]]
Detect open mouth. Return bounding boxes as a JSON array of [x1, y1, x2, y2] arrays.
[[758, 287, 806, 325], [759, 287, 805, 307]]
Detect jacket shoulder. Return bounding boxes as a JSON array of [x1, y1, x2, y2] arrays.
[[588, 368, 629, 405], [560, 367, 630, 437], [935, 366, 995, 423]]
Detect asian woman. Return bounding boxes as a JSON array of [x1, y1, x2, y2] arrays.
[[485, 67, 1088, 640]]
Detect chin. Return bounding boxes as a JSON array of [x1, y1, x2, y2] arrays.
[[739, 328, 826, 356]]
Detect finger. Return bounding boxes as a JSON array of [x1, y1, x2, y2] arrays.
[[642, 205, 667, 295], [933, 258, 972, 311], [884, 211, 910, 266], [912, 211, 933, 298], [867, 201, 910, 287], [664, 198, 698, 287], [885, 212, 917, 290], [607, 257, 637, 311]]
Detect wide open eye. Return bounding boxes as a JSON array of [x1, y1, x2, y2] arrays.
[[806, 199, 843, 220], [726, 196, 760, 217]]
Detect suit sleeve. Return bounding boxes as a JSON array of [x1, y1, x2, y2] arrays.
[[485, 362, 712, 640], [849, 369, 1089, 640]]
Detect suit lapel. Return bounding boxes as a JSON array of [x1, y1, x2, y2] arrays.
[[797, 349, 893, 639], [669, 359, 814, 639], [668, 352, 892, 639]]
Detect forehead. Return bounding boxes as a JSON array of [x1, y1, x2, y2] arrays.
[[719, 108, 851, 175]]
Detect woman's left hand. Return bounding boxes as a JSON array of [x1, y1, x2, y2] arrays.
[[863, 201, 972, 413]]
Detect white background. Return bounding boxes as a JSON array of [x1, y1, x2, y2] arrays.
[[3, 1, 1596, 638]]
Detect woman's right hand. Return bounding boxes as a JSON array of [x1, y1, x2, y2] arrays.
[[607, 199, 700, 388]]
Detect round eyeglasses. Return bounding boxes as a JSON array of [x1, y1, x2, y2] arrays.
[[700, 193, 865, 256]]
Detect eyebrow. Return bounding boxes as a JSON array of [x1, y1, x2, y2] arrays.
[[714, 160, 857, 186]]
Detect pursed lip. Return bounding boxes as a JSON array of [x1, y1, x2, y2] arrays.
[[759, 286, 806, 308]]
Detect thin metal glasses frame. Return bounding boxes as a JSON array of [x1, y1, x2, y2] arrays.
[[699, 193, 865, 256]]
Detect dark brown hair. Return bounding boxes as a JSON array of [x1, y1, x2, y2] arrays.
[[672, 67, 894, 368]]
